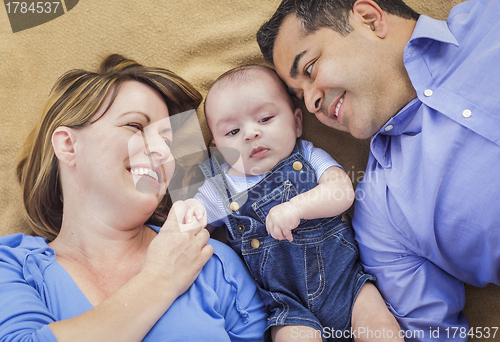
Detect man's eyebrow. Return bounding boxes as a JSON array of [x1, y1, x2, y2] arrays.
[[290, 50, 306, 78]]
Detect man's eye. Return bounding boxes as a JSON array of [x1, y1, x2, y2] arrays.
[[226, 128, 240, 136], [305, 63, 314, 77], [127, 122, 144, 130], [259, 116, 273, 123]]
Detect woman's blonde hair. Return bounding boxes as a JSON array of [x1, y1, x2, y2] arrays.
[[16, 54, 202, 241]]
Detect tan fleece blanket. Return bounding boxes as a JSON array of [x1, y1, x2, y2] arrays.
[[0, 0, 498, 339]]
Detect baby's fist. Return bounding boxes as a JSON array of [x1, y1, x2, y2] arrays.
[[266, 202, 301, 242]]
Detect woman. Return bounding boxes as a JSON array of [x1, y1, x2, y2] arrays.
[[0, 54, 267, 342]]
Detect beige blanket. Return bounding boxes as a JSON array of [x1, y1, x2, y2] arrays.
[[1, 0, 498, 339]]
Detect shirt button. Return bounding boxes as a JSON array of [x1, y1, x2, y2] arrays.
[[230, 201, 240, 211], [462, 109, 472, 118], [293, 161, 303, 171], [251, 239, 260, 249], [384, 125, 394, 132], [424, 89, 433, 97], [237, 225, 245, 233]]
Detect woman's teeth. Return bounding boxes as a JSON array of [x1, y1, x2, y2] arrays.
[[130, 168, 159, 182]]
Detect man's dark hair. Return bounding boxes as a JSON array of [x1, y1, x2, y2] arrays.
[[257, 0, 419, 64]]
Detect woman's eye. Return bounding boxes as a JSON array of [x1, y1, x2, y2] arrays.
[[259, 116, 273, 123], [127, 122, 144, 131], [226, 128, 240, 136]]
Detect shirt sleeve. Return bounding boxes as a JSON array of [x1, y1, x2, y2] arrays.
[[0, 235, 59, 342], [208, 239, 267, 342], [352, 177, 468, 341], [194, 181, 226, 227], [301, 140, 342, 181]]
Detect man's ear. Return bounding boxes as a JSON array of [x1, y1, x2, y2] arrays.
[[353, 0, 388, 39], [52, 127, 78, 167], [294, 107, 303, 137]]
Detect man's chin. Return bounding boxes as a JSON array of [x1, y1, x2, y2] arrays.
[[317, 113, 349, 132]]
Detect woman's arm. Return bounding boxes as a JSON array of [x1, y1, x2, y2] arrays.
[[0, 202, 213, 342], [266, 166, 354, 241], [208, 240, 267, 342], [50, 202, 213, 342]]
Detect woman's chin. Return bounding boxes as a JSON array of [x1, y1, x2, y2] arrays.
[[135, 175, 161, 194]]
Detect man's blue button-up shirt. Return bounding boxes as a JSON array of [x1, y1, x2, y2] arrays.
[[353, 0, 500, 340]]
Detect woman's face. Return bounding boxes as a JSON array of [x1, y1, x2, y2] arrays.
[[74, 81, 175, 225]]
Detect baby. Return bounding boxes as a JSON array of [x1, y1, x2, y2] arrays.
[[185, 65, 402, 342]]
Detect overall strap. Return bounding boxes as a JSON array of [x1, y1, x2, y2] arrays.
[[199, 151, 239, 217]]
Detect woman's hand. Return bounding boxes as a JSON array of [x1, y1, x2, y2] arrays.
[[142, 200, 213, 298]]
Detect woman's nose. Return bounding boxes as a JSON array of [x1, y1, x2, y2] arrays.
[[142, 130, 171, 164]]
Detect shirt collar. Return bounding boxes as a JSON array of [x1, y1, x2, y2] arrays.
[[408, 14, 459, 47], [370, 99, 422, 168], [369, 16, 458, 169]]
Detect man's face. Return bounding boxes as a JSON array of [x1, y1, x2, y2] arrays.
[[273, 14, 406, 139]]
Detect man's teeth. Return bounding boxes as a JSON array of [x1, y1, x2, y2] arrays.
[[130, 168, 159, 182], [335, 95, 344, 117]]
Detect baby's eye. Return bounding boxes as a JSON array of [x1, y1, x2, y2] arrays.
[[163, 138, 172, 147], [259, 116, 273, 123], [226, 128, 240, 136], [127, 122, 144, 131]]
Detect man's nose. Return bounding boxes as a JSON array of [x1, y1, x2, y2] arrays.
[[304, 87, 323, 114]]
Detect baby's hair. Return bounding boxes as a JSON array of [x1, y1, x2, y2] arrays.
[[204, 65, 294, 128]]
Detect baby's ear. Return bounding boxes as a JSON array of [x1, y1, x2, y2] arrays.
[[294, 108, 303, 137], [52, 126, 78, 167]]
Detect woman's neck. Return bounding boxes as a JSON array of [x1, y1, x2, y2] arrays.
[[49, 214, 156, 265]]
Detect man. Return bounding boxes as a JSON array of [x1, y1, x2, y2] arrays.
[[257, 0, 500, 340]]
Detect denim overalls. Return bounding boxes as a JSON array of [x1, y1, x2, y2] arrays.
[[200, 139, 375, 340]]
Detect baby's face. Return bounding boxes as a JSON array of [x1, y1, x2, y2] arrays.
[[206, 76, 302, 177]]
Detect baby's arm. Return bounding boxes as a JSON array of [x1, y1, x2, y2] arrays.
[[266, 166, 354, 241], [179, 198, 208, 232]]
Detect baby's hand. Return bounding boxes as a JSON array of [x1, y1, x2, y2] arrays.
[[266, 201, 301, 242], [179, 198, 207, 232]]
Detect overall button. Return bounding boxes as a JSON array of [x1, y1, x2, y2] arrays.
[[293, 161, 303, 171], [341, 213, 350, 222], [251, 239, 261, 249], [230, 202, 240, 211], [237, 225, 245, 233]]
